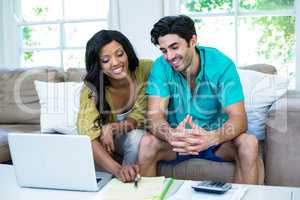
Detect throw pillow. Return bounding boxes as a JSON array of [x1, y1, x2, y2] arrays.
[[237, 69, 289, 140], [34, 81, 84, 135]]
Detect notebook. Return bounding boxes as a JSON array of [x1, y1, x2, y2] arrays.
[[95, 176, 165, 200]]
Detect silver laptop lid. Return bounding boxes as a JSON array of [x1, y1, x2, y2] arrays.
[[8, 133, 102, 191]]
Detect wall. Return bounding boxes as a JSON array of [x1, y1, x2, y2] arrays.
[[117, 0, 163, 60], [0, 0, 19, 67], [0, 0, 4, 66]]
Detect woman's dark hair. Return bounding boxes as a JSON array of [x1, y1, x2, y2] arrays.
[[150, 15, 196, 45], [84, 30, 139, 126]]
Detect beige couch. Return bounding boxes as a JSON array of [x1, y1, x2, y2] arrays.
[[0, 64, 299, 187]]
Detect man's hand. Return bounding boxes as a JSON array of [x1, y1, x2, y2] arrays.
[[166, 115, 190, 144], [170, 115, 219, 155], [100, 124, 115, 155], [115, 165, 140, 183]]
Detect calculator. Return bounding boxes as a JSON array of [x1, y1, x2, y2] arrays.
[[191, 180, 232, 194]]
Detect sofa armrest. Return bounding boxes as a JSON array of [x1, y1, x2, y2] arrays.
[[239, 64, 277, 74], [265, 91, 300, 187]]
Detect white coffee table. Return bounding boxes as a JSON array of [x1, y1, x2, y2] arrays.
[[240, 184, 300, 200], [1, 164, 299, 200], [0, 164, 97, 200]]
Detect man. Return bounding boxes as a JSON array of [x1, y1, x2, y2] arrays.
[[138, 15, 259, 184]]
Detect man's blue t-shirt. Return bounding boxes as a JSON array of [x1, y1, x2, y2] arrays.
[[146, 46, 244, 131]]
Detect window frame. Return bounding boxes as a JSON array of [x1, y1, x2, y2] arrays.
[[167, 0, 300, 91], [13, 0, 112, 69]]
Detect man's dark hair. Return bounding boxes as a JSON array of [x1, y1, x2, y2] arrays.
[[150, 15, 196, 45]]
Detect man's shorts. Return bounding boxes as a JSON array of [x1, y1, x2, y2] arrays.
[[160, 145, 231, 165]]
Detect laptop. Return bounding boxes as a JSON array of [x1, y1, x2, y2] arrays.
[[8, 133, 112, 191]]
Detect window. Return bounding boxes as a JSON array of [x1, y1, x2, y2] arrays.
[[16, 0, 110, 70], [179, 0, 298, 89]]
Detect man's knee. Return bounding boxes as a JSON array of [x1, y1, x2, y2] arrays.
[[138, 134, 162, 162], [139, 134, 161, 152], [236, 133, 258, 160]]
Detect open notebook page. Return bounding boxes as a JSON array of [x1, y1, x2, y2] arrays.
[[94, 176, 165, 200]]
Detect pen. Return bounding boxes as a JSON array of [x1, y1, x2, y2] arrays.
[[134, 174, 141, 188], [159, 178, 173, 200]]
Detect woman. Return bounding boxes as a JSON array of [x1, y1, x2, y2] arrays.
[[77, 30, 152, 182]]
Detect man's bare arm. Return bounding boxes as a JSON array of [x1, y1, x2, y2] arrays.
[[147, 96, 173, 143], [213, 101, 247, 144]]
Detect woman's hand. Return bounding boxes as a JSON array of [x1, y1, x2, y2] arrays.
[[115, 165, 140, 182], [100, 124, 115, 155]]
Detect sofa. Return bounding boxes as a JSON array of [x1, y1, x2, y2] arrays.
[[0, 63, 299, 187]]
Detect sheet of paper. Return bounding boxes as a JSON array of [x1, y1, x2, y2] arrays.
[[166, 181, 247, 200], [94, 176, 165, 200]]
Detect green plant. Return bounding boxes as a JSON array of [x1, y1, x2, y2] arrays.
[[183, 0, 295, 66], [22, 26, 32, 46], [33, 6, 48, 16], [23, 6, 47, 61], [24, 52, 33, 62]]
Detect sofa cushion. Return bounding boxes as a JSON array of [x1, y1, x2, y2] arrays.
[[269, 91, 300, 113], [265, 92, 300, 187], [158, 157, 265, 184], [0, 124, 40, 133], [0, 143, 10, 163], [158, 159, 234, 181], [66, 68, 86, 82], [0, 125, 40, 163], [0, 67, 65, 124]]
